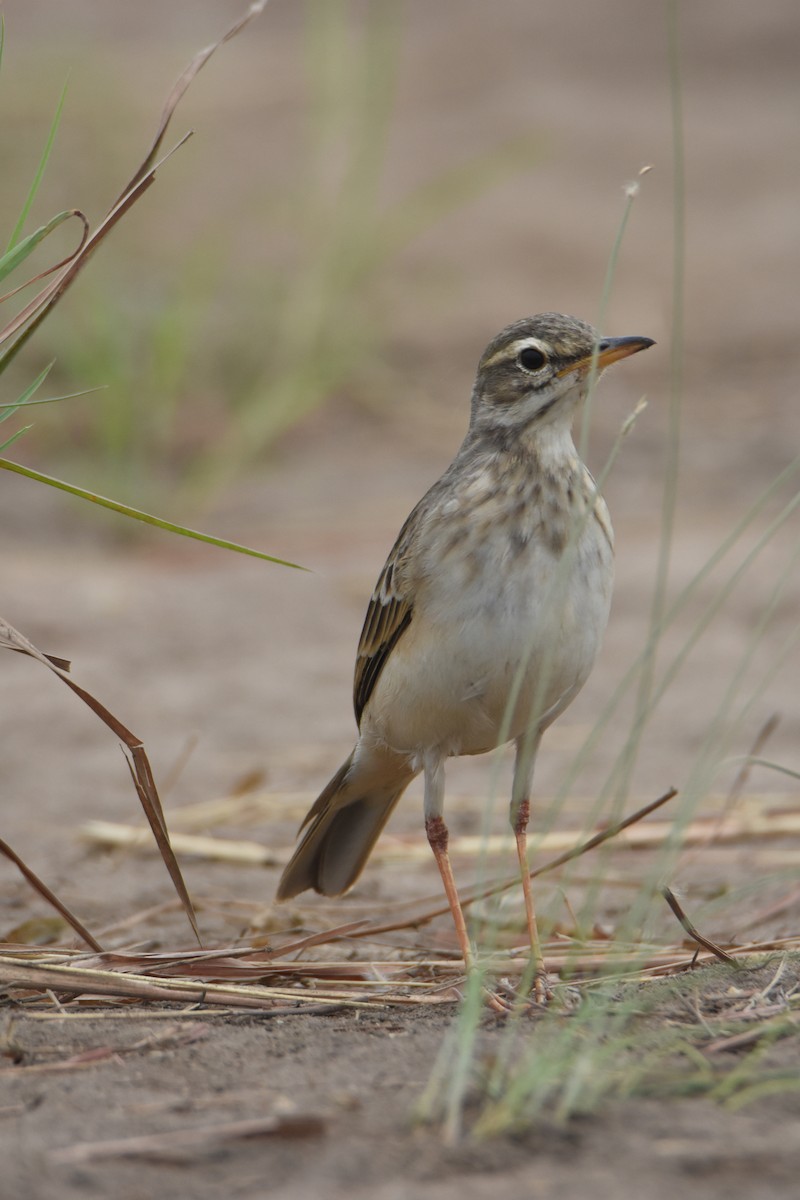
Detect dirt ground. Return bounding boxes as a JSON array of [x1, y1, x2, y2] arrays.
[[2, 2, 800, 1197]]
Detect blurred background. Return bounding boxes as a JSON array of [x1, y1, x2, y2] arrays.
[[3, 0, 798, 506], [2, 0, 799, 934]]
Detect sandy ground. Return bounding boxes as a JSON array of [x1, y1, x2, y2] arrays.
[[2, 1, 800, 1197]]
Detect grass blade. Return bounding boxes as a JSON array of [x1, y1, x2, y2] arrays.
[[0, 362, 52, 424], [5, 82, 68, 253], [0, 210, 89, 290], [0, 425, 31, 452], [0, 457, 305, 567], [0, 838, 101, 951], [0, 617, 200, 944]]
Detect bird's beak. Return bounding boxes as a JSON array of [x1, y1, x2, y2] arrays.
[[558, 335, 655, 377]]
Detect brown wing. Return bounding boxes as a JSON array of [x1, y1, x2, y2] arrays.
[[353, 526, 415, 725]]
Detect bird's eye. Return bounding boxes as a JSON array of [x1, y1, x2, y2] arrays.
[[518, 346, 547, 372]]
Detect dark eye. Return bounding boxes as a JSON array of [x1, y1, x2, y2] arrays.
[[518, 346, 547, 372]]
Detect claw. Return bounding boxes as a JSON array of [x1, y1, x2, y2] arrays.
[[532, 968, 553, 1006], [483, 987, 515, 1015]]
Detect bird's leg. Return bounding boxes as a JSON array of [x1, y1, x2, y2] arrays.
[[423, 753, 474, 972], [424, 754, 513, 1014], [422, 753, 515, 1008], [511, 735, 552, 1004]]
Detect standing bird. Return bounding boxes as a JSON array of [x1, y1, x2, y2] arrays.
[[278, 314, 653, 1001]]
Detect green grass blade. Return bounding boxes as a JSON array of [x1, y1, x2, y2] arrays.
[[0, 210, 83, 285], [0, 426, 32, 452], [0, 384, 103, 413], [0, 458, 307, 569], [738, 758, 800, 784], [6, 81, 68, 253], [612, 0, 685, 805], [578, 172, 648, 461], [0, 362, 52, 424]]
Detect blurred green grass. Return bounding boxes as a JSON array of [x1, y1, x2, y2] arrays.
[[0, 1, 541, 506]]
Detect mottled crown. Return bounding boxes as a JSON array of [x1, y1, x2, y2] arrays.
[[478, 313, 598, 375]]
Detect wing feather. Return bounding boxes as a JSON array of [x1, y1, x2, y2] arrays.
[[353, 517, 419, 724]]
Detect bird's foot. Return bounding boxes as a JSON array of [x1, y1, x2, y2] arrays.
[[476, 973, 560, 1016], [532, 967, 553, 1006], [483, 984, 516, 1015], [462, 960, 554, 1015], [491, 968, 554, 1016], [479, 975, 538, 1016]]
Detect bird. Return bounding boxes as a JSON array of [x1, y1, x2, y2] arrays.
[[277, 313, 654, 1003]]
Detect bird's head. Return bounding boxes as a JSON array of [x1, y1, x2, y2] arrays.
[[470, 313, 654, 438]]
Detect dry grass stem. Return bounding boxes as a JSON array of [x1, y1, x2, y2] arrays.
[[50, 1113, 326, 1165], [0, 1021, 211, 1077], [82, 822, 287, 866], [661, 888, 735, 964], [3, 930, 799, 1018], [84, 788, 800, 876], [0, 1, 267, 369], [0, 837, 101, 951], [0, 617, 199, 942]]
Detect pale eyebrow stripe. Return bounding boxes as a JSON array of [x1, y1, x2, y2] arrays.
[[481, 338, 545, 370]]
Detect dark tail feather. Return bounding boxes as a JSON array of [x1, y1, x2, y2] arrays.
[[276, 754, 411, 899]]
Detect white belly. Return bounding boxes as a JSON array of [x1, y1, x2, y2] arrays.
[[363, 514, 613, 759]]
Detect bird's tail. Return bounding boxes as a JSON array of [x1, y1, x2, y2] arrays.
[[276, 750, 415, 899]]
